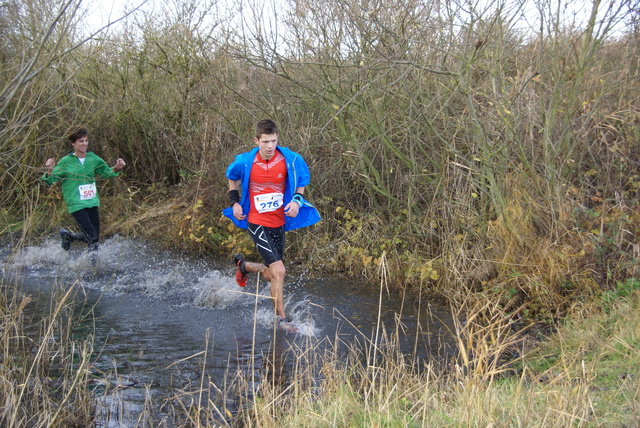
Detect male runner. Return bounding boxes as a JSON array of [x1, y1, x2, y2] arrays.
[[42, 126, 126, 256], [223, 119, 320, 324]]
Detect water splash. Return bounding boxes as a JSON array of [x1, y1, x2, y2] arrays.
[[194, 271, 242, 308], [1, 235, 456, 426]]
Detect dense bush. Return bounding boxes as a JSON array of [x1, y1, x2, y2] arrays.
[[1, 0, 638, 319]]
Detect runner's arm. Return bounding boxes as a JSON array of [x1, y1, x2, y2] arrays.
[[228, 179, 245, 220]]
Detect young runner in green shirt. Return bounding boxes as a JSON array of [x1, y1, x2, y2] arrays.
[[42, 127, 126, 255]]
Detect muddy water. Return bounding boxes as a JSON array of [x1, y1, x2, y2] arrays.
[[1, 235, 456, 426]]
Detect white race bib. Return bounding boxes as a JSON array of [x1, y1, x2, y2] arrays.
[[78, 183, 97, 200], [254, 192, 284, 213]]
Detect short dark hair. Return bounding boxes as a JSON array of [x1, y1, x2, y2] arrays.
[[255, 119, 277, 138], [67, 126, 88, 143]]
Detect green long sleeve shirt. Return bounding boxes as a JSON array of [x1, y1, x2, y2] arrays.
[[41, 151, 120, 214]]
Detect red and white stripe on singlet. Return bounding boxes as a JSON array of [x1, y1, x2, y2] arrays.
[[248, 150, 287, 227]]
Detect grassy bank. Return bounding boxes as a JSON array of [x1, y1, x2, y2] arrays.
[[0, 247, 637, 426], [1, 0, 639, 424], [171, 278, 640, 427]]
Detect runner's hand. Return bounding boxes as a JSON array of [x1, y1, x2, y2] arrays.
[[113, 158, 126, 171], [233, 203, 246, 220], [284, 201, 299, 217]]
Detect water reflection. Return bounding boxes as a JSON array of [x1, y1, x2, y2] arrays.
[[0, 235, 456, 425]]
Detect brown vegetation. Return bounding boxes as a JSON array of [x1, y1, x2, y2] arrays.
[[0, 0, 639, 424], [1, 0, 638, 350], [1, 0, 638, 319]]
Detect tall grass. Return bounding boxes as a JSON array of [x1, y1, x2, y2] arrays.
[[0, 0, 638, 424], [0, 241, 637, 425], [0, 4, 639, 421], [0, 278, 95, 426], [142, 260, 639, 426]]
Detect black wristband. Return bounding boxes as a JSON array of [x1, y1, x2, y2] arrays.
[[228, 190, 240, 205]]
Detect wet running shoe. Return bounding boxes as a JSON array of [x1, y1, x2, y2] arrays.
[[234, 254, 248, 287], [88, 243, 98, 266], [60, 228, 72, 251], [277, 316, 297, 332], [278, 316, 291, 325]]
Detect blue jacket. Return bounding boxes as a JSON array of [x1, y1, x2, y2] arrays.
[[223, 146, 321, 231]]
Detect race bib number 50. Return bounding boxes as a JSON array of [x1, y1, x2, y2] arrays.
[[79, 183, 97, 200], [254, 192, 284, 213]]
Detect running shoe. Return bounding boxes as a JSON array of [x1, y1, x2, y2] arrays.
[[88, 242, 99, 266], [234, 254, 248, 287], [60, 228, 72, 251], [277, 316, 297, 332], [278, 316, 291, 325]]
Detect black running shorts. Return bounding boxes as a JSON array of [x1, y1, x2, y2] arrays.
[[247, 222, 285, 266]]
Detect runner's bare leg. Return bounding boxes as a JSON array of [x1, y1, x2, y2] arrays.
[[243, 260, 287, 319]]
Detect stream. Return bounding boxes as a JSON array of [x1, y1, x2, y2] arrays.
[[0, 234, 456, 426]]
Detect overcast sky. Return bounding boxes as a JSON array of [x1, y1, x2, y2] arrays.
[[83, 0, 629, 40]]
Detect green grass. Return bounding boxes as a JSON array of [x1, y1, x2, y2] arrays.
[[240, 287, 640, 427], [1, 266, 638, 426]]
